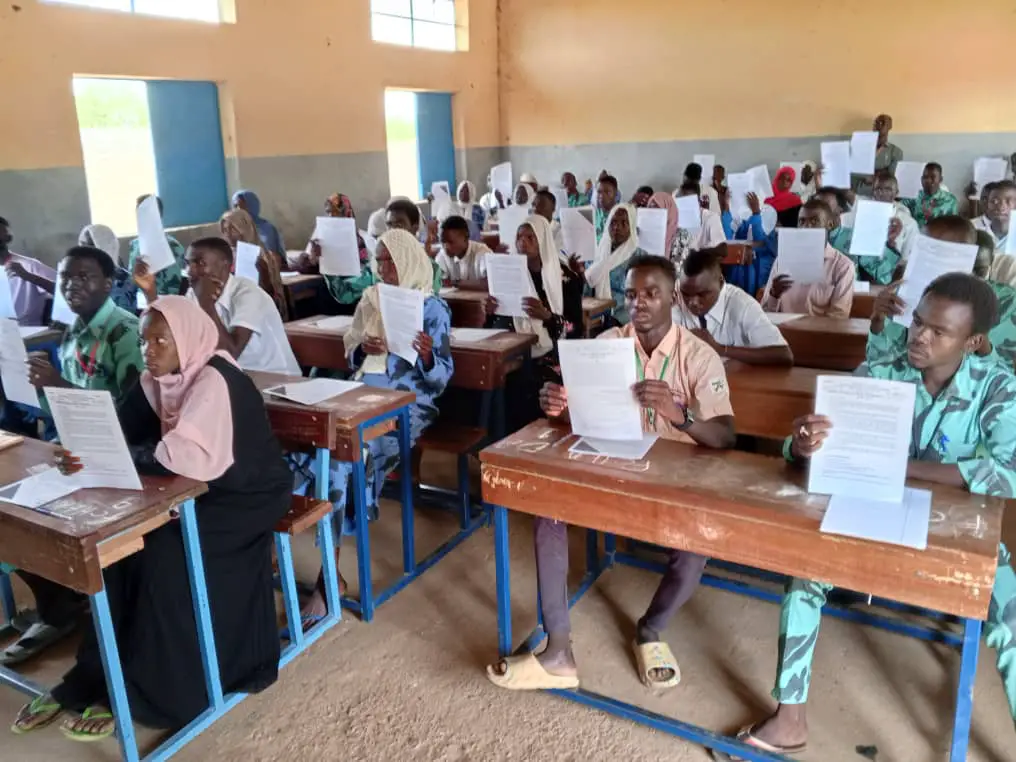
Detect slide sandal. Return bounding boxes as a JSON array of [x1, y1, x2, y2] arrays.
[[280, 614, 324, 641], [11, 695, 62, 735], [633, 641, 681, 689], [0, 621, 75, 666], [485, 653, 580, 691], [60, 706, 115, 743], [710, 725, 807, 760]]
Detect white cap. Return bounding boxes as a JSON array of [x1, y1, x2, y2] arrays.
[[519, 172, 538, 184]]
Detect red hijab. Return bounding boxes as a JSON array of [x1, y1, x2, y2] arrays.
[[765, 166, 803, 213]]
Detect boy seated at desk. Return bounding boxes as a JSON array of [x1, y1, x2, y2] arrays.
[[728, 273, 1016, 757], [533, 189, 565, 255], [143, 237, 300, 376], [486, 254, 736, 692], [297, 192, 374, 315], [868, 215, 1016, 369], [760, 199, 855, 319], [674, 246, 794, 366], [437, 215, 492, 289], [295, 229, 453, 624], [1, 246, 145, 668], [818, 185, 905, 286]]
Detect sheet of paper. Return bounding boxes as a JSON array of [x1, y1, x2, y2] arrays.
[[431, 181, 453, 219], [490, 162, 513, 208], [849, 131, 879, 175], [560, 208, 596, 262], [897, 234, 978, 326], [235, 241, 261, 283], [676, 194, 702, 232], [808, 375, 916, 503], [847, 199, 894, 258], [895, 161, 925, 199], [636, 207, 668, 256], [974, 157, 1008, 191], [0, 318, 39, 408], [279, 271, 304, 280], [44, 388, 142, 491], [377, 283, 424, 366], [486, 254, 535, 318], [559, 338, 643, 441], [360, 229, 378, 261], [693, 154, 715, 180], [853, 281, 870, 294], [313, 217, 361, 277], [726, 172, 753, 219], [781, 162, 805, 194], [264, 378, 363, 406], [313, 315, 354, 331], [820, 142, 851, 189], [18, 326, 48, 340], [135, 194, 175, 275], [569, 434, 658, 461], [1007, 211, 1016, 255], [746, 165, 773, 201], [775, 228, 827, 284], [764, 312, 806, 326], [497, 204, 530, 255], [451, 327, 508, 342], [548, 185, 570, 218], [50, 275, 75, 326], [0, 467, 82, 511], [821, 488, 931, 550], [0, 270, 17, 321]]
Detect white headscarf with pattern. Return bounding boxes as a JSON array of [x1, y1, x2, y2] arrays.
[[513, 215, 564, 358], [587, 203, 638, 300]]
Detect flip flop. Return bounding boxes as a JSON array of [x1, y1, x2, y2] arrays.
[[633, 640, 681, 689], [0, 621, 76, 666], [710, 725, 807, 760], [280, 614, 324, 641], [485, 653, 580, 691], [60, 706, 115, 743], [11, 695, 62, 735]]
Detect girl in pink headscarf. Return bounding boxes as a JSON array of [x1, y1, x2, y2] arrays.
[[18, 296, 291, 741]]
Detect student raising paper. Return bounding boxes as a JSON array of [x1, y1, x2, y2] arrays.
[[819, 186, 904, 286], [761, 198, 855, 318], [585, 203, 648, 325], [13, 296, 291, 739], [217, 209, 289, 320], [674, 246, 793, 366], [126, 195, 188, 299], [294, 229, 453, 624], [0, 215, 56, 326], [437, 215, 492, 288], [594, 175, 620, 241], [730, 273, 1016, 757], [486, 254, 735, 693], [902, 162, 959, 227]]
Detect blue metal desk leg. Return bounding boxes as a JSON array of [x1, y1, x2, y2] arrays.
[[398, 408, 416, 575], [949, 617, 981, 762], [315, 448, 341, 619], [90, 587, 140, 762], [1, 572, 15, 625], [493, 505, 512, 658], [352, 456, 374, 622]]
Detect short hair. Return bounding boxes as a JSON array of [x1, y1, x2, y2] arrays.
[[441, 215, 470, 235], [679, 181, 700, 195], [924, 162, 943, 175], [136, 194, 164, 216], [922, 272, 998, 335], [684, 163, 703, 182], [873, 172, 898, 189], [535, 189, 557, 208], [598, 175, 618, 190], [625, 252, 677, 286], [926, 215, 976, 245], [991, 180, 1016, 195], [802, 197, 834, 219], [635, 185, 654, 196], [815, 186, 850, 213], [974, 230, 996, 277], [682, 245, 727, 278], [190, 236, 234, 263], [386, 199, 420, 226], [64, 245, 115, 278], [0, 216, 9, 227], [981, 181, 999, 201]]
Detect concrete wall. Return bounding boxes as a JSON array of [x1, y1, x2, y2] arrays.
[[0, 0, 501, 264]]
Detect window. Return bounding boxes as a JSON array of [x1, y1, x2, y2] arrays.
[[42, 0, 221, 23], [371, 0, 457, 51]]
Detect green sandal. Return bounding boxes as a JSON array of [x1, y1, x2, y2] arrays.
[[60, 706, 115, 743], [11, 695, 62, 735]]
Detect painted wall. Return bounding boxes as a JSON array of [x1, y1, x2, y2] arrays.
[[498, 0, 1016, 197], [0, 0, 500, 261]]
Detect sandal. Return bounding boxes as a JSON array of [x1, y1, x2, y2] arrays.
[[710, 724, 808, 760], [11, 695, 62, 735], [0, 621, 76, 666], [60, 706, 115, 743], [485, 653, 580, 691], [633, 640, 681, 689]]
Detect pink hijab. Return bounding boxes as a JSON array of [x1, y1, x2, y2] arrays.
[[650, 192, 679, 254], [140, 296, 237, 482]]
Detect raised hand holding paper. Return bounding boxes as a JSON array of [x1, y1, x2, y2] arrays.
[[431, 181, 452, 219], [377, 283, 424, 366], [235, 241, 261, 282], [490, 162, 513, 206], [675, 195, 702, 232], [497, 204, 529, 255], [849, 131, 879, 175], [693, 154, 715, 179], [775, 228, 827, 284], [558, 338, 643, 441], [894, 161, 925, 199], [636, 208, 668, 255], [486, 253, 534, 317], [0, 319, 38, 408], [51, 273, 75, 325], [561, 208, 596, 262], [726, 173, 753, 219], [314, 217, 361, 277], [549, 185, 570, 217], [974, 157, 1008, 193], [896, 234, 977, 326], [820, 142, 851, 189], [136, 195, 176, 274], [847, 199, 894, 258], [746, 165, 773, 200]]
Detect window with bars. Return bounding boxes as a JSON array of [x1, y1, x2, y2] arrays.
[[40, 0, 221, 23], [371, 0, 458, 52]]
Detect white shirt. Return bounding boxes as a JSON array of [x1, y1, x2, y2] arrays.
[[189, 275, 301, 375], [973, 215, 1011, 253], [435, 240, 489, 283], [673, 282, 788, 348], [689, 209, 727, 250]]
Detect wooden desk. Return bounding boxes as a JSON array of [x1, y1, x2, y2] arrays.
[[721, 241, 754, 266], [777, 316, 869, 371], [282, 273, 323, 304], [725, 361, 847, 440], [481, 233, 501, 250], [581, 297, 614, 336], [850, 284, 884, 320], [440, 287, 487, 328]]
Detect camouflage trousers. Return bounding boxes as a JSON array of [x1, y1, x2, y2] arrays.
[[774, 543, 1016, 724]]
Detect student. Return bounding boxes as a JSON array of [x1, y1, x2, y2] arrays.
[[817, 186, 902, 286], [903, 162, 959, 227], [486, 254, 735, 692], [685, 163, 720, 214], [452, 180, 488, 236], [519, 172, 539, 197], [533, 190, 565, 254], [587, 203, 647, 325], [479, 174, 506, 215], [711, 164, 727, 196], [761, 199, 854, 318], [867, 215, 1016, 369], [386, 199, 444, 294], [217, 208, 289, 320], [648, 191, 687, 268], [437, 215, 490, 288], [171, 237, 300, 375], [594, 175, 620, 241], [127, 195, 188, 298], [675, 246, 793, 366], [973, 180, 1015, 253], [4, 246, 145, 668], [765, 166, 803, 228], [232, 189, 285, 261], [297, 229, 453, 622], [721, 191, 777, 297], [798, 160, 820, 203], [673, 183, 727, 251], [870, 173, 918, 261], [562, 171, 592, 207], [731, 273, 1016, 757], [631, 185, 654, 208], [513, 183, 536, 211], [853, 114, 904, 195], [0, 216, 56, 326], [78, 224, 139, 314], [13, 296, 291, 739]]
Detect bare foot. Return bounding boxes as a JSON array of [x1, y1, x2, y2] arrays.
[[299, 570, 348, 621], [748, 705, 808, 749]]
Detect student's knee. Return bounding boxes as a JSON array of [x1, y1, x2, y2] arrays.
[[533, 517, 567, 548], [665, 550, 708, 577], [784, 577, 833, 606]]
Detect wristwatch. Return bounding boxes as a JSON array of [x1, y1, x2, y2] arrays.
[[676, 406, 695, 432]]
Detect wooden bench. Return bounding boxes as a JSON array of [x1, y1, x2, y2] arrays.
[[416, 422, 488, 528], [275, 495, 333, 536]]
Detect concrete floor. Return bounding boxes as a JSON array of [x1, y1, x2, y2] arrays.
[[1, 453, 1014, 762]]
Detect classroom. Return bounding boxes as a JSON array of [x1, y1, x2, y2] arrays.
[[1, 0, 1016, 760]]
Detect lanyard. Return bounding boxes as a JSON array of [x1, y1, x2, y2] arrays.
[[75, 340, 102, 378], [634, 350, 671, 429]]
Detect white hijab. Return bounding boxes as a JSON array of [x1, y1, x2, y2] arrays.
[[79, 224, 121, 265], [515, 215, 563, 358], [513, 183, 536, 210], [587, 203, 638, 300]]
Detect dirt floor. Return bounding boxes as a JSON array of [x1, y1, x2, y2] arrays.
[[1, 453, 1014, 762]]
